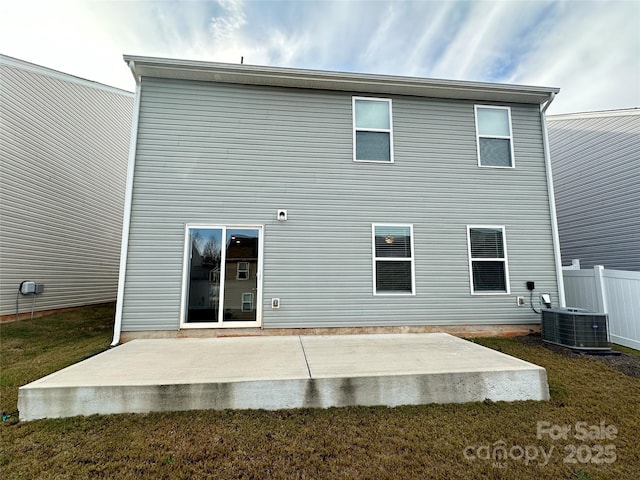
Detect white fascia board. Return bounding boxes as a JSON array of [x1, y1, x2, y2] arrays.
[[123, 55, 559, 105]]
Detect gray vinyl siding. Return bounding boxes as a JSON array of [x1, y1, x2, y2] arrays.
[[0, 57, 134, 317], [121, 77, 558, 331], [549, 112, 640, 271]]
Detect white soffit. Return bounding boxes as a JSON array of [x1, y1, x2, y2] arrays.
[[124, 55, 559, 105]]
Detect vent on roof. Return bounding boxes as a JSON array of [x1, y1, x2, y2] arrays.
[[541, 308, 610, 351]]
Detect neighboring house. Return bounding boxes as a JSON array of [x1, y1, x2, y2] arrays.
[[548, 109, 640, 271], [113, 55, 564, 343], [0, 54, 134, 320]]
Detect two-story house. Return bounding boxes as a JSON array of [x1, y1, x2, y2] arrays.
[[112, 56, 563, 344], [548, 108, 640, 271], [0, 54, 134, 320]]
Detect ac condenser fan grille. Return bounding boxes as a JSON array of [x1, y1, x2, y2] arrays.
[[542, 308, 610, 351]]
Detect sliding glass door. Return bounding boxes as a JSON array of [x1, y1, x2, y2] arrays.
[[182, 226, 261, 327]]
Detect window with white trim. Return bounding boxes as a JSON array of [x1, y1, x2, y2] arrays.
[[237, 261, 249, 280], [372, 224, 415, 295], [467, 226, 510, 294], [474, 106, 514, 168], [241, 292, 254, 312], [353, 97, 393, 162]]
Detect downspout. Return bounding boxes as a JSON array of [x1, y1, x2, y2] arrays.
[[540, 92, 566, 307], [111, 61, 142, 346]]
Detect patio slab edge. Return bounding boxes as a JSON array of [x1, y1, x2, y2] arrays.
[[18, 368, 549, 421]]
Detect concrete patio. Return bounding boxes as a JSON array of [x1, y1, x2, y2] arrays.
[[18, 333, 549, 421]]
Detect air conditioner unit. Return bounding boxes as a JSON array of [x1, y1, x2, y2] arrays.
[[541, 307, 610, 351]]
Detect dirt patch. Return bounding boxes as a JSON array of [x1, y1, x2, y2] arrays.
[[514, 333, 640, 378]]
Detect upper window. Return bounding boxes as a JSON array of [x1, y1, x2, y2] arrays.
[[372, 224, 415, 295], [467, 226, 510, 294], [241, 293, 254, 312], [353, 97, 393, 163], [474, 106, 514, 168], [237, 261, 249, 280]]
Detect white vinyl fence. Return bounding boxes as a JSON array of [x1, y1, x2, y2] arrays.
[[563, 264, 640, 350]]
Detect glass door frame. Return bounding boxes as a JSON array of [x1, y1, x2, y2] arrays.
[[179, 224, 263, 329]]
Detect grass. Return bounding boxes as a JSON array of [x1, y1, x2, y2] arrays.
[[1, 306, 639, 479], [0, 304, 114, 414], [613, 344, 640, 358]]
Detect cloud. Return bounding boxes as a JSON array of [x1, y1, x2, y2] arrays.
[[421, 1, 556, 82], [0, 0, 136, 90], [210, 0, 246, 42], [402, 3, 462, 78], [506, 1, 640, 113], [1, 0, 637, 113]]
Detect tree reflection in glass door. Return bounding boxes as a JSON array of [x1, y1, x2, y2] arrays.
[[186, 228, 222, 323]]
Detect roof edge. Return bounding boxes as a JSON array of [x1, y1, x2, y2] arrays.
[[548, 107, 640, 121], [123, 55, 559, 105], [1, 53, 134, 96]]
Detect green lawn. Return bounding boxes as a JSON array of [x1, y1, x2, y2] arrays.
[[1, 305, 639, 479]]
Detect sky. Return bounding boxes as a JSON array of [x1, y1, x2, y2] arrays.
[[1, 0, 638, 114]]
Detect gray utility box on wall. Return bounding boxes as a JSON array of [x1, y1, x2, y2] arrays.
[[541, 307, 610, 351]]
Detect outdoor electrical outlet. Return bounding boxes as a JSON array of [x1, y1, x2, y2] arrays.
[[526, 281, 535, 291], [271, 298, 280, 309], [516, 296, 525, 307]]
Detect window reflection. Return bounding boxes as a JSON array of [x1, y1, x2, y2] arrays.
[[223, 229, 259, 321]]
